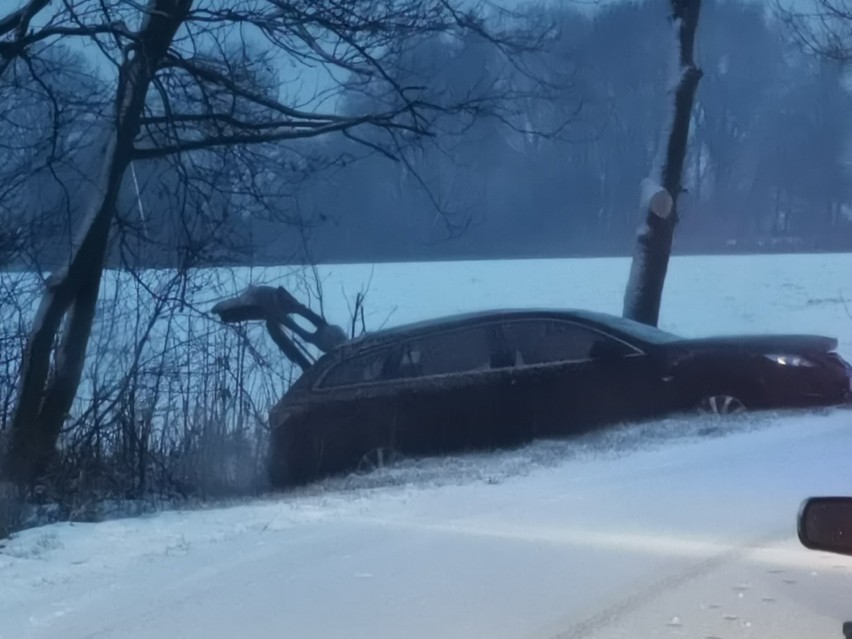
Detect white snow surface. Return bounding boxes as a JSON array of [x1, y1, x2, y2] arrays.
[[3, 253, 852, 638], [215, 253, 852, 358], [3, 411, 852, 639]]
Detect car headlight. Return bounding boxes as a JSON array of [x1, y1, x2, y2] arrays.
[[764, 354, 816, 367]]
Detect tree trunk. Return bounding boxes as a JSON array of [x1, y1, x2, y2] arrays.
[[623, 0, 703, 326], [5, 0, 193, 485]]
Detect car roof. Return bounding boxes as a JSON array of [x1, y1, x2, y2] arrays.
[[345, 308, 680, 348]]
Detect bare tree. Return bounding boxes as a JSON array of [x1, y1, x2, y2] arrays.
[[4, 0, 194, 485], [622, 0, 703, 326], [776, 1, 852, 250], [778, 0, 852, 63], [0, 0, 546, 485], [0, 42, 103, 269]]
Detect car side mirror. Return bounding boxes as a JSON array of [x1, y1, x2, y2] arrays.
[[798, 497, 852, 556]]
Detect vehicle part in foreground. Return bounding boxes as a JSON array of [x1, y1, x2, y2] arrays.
[[798, 496, 852, 557], [798, 496, 852, 639]]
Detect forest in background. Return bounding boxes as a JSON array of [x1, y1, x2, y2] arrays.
[[4, 0, 851, 272]]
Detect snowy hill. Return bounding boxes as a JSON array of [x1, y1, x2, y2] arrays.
[[2, 409, 852, 638], [2, 252, 852, 638]]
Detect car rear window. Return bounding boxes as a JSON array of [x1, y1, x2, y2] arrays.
[[573, 311, 680, 344], [395, 324, 496, 378], [318, 323, 501, 388]]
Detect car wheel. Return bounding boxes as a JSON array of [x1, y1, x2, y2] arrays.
[[696, 394, 747, 416], [356, 447, 403, 474]]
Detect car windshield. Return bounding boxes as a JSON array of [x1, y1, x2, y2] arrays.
[[571, 311, 682, 345], [3, 1, 852, 639]]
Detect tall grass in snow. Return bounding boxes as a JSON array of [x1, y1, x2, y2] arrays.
[[0, 265, 317, 526]]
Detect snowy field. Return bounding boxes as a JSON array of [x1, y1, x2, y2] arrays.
[[2, 253, 852, 638], [210, 252, 852, 357]]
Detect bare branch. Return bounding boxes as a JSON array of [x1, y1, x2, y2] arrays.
[[0, 21, 136, 53], [131, 114, 419, 160], [0, 0, 51, 39], [777, 0, 852, 62], [158, 54, 354, 123]]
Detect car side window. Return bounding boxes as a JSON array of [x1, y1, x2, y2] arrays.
[[501, 319, 635, 365], [319, 347, 394, 388], [317, 319, 637, 388], [395, 324, 496, 378]]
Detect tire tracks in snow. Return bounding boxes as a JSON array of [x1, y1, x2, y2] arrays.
[[542, 530, 788, 639]]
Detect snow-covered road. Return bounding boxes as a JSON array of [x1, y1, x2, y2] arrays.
[[3, 410, 852, 639]]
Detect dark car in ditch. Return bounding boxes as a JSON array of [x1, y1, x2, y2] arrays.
[[266, 308, 852, 487]]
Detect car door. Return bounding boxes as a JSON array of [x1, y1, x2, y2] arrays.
[[498, 318, 663, 438], [384, 321, 529, 454], [302, 321, 525, 469], [290, 343, 405, 479]]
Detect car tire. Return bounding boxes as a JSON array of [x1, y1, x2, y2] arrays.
[[695, 394, 748, 416]]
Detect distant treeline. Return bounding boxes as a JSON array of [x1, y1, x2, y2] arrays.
[[4, 0, 852, 270]]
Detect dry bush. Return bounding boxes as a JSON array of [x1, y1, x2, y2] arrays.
[[0, 265, 317, 530]]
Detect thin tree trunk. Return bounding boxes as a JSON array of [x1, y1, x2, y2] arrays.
[[5, 0, 193, 485], [623, 0, 703, 326], [7, 135, 124, 481], [31, 261, 106, 476]]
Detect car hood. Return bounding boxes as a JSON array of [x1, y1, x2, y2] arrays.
[[666, 334, 838, 355]]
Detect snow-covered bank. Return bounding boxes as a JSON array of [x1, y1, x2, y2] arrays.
[[4, 252, 850, 508], [2, 253, 852, 637], [2, 408, 852, 639]]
